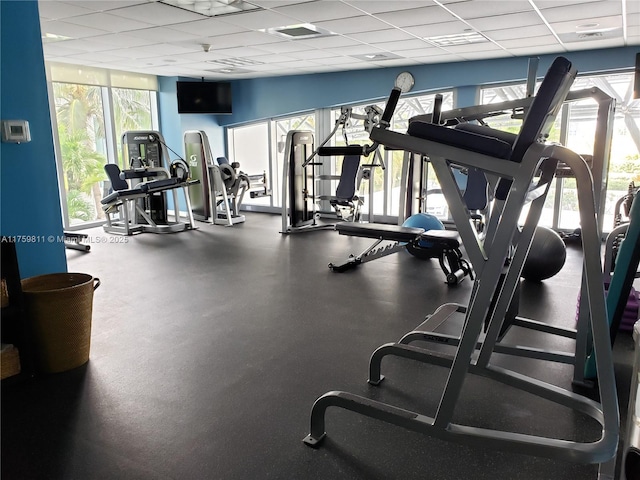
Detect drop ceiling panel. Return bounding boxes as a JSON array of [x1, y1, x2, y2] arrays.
[[348, 28, 417, 44], [38, 1, 95, 20], [41, 19, 111, 38], [36, 0, 640, 81], [314, 15, 393, 35], [62, 12, 156, 32], [109, 2, 205, 25], [485, 25, 552, 41], [274, 1, 364, 23], [168, 18, 246, 37], [444, 0, 533, 18], [375, 7, 458, 28], [403, 21, 472, 38], [216, 9, 301, 30], [345, 1, 435, 15], [540, 2, 622, 22]]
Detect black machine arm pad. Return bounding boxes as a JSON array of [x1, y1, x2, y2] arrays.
[[381, 87, 402, 124], [317, 146, 364, 156]]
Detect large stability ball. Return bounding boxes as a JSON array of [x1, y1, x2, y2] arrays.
[[521, 226, 567, 281], [403, 213, 445, 259]]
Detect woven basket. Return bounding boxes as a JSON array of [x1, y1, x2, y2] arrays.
[[22, 273, 100, 374]]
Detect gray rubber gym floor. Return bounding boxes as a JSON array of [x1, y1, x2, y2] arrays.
[[2, 212, 635, 480]]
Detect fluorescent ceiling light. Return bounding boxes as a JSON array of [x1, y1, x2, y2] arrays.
[[425, 32, 488, 47], [206, 57, 264, 67], [42, 32, 73, 43], [161, 0, 260, 17]]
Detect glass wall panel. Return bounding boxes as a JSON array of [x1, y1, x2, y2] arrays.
[[52, 82, 108, 226]]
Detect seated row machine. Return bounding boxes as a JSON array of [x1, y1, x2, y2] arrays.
[[303, 57, 619, 477]]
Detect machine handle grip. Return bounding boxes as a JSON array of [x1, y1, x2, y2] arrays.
[[381, 87, 402, 124], [317, 146, 363, 156]]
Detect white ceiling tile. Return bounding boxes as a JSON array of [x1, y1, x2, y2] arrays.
[[253, 41, 314, 54], [249, 0, 316, 7], [42, 43, 85, 56], [216, 10, 301, 30], [62, 12, 156, 32], [38, 1, 95, 20], [348, 28, 417, 44], [211, 46, 273, 57], [63, 1, 149, 13], [40, 19, 111, 38], [109, 2, 205, 25], [88, 33, 158, 48], [204, 31, 282, 49], [166, 18, 246, 36], [48, 37, 127, 52], [297, 35, 362, 48], [392, 46, 447, 58], [312, 55, 365, 65], [458, 50, 511, 61], [467, 11, 544, 30], [242, 53, 300, 63], [66, 51, 133, 63], [346, 1, 433, 15], [485, 25, 552, 41], [443, 41, 505, 53], [314, 15, 392, 35], [371, 39, 431, 52], [538, 1, 621, 22], [498, 35, 560, 49], [274, 1, 364, 23], [550, 16, 623, 35], [409, 53, 466, 64], [125, 26, 204, 42], [286, 49, 341, 60], [325, 44, 388, 56], [445, 0, 533, 18], [403, 21, 471, 38], [376, 6, 458, 28]]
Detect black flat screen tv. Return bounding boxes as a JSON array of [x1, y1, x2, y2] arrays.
[[177, 81, 232, 114]]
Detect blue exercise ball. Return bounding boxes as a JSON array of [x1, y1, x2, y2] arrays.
[[403, 213, 445, 257]]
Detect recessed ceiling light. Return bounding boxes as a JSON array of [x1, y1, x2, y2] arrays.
[[206, 57, 264, 67], [160, 0, 260, 17], [424, 32, 488, 47], [577, 23, 599, 29], [42, 32, 73, 43]]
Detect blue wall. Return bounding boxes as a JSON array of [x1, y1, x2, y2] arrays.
[[0, 0, 67, 278], [215, 47, 637, 127]]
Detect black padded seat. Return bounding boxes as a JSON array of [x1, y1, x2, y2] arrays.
[[100, 188, 144, 205], [455, 123, 517, 146], [420, 229, 461, 248], [139, 177, 180, 192], [336, 222, 424, 242], [407, 121, 513, 160]]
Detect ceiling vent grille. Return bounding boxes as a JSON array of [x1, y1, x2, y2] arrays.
[[260, 23, 336, 40]]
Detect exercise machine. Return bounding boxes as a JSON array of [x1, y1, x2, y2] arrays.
[[184, 130, 267, 226], [304, 57, 619, 477], [101, 131, 198, 235], [327, 95, 475, 285]]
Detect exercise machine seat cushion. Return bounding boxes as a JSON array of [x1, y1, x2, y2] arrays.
[[333, 155, 361, 204], [336, 222, 424, 242], [407, 121, 513, 159]]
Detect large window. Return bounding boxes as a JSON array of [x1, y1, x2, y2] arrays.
[[48, 64, 158, 228], [481, 71, 639, 233]]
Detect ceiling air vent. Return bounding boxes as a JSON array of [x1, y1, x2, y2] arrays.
[[260, 23, 336, 40]]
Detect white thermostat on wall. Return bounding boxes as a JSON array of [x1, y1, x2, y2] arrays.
[[2, 120, 31, 144]]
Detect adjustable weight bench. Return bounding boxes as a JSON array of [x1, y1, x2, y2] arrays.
[[304, 57, 619, 478], [329, 222, 473, 285]]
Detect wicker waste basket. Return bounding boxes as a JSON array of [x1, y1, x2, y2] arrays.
[[22, 273, 100, 374]]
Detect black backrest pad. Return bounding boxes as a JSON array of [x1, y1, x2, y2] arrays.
[[510, 56, 576, 162], [335, 155, 361, 200], [104, 164, 129, 191]]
